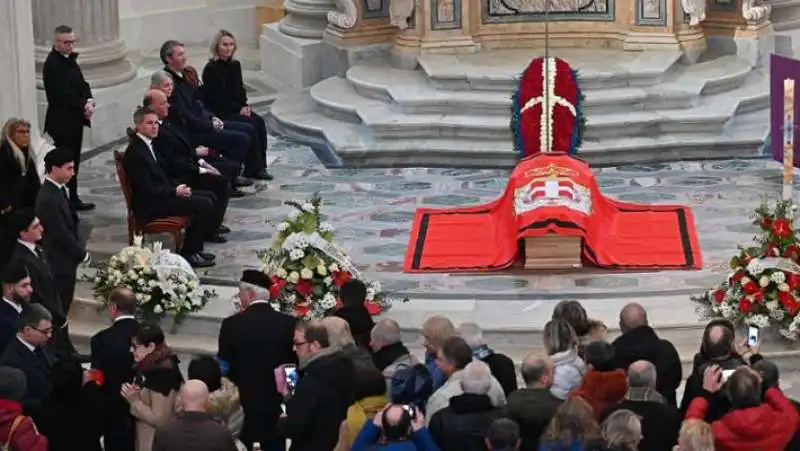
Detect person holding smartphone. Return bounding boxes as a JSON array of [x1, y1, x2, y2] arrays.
[[350, 404, 439, 451]]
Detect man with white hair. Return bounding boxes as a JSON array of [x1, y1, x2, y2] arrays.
[[601, 360, 681, 451], [458, 322, 517, 396], [150, 70, 174, 98], [428, 360, 503, 451], [152, 380, 238, 451], [370, 319, 418, 380], [217, 269, 297, 450]]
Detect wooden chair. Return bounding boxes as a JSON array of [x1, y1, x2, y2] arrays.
[[114, 150, 189, 252]]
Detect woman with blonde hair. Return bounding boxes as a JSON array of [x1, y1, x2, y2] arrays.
[[422, 315, 456, 389], [201, 29, 270, 180], [674, 419, 714, 451], [543, 319, 586, 400], [600, 410, 642, 451], [0, 117, 40, 267], [539, 397, 603, 450]]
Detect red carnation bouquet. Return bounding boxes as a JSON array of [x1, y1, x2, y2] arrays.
[[510, 57, 586, 158], [691, 198, 800, 340]]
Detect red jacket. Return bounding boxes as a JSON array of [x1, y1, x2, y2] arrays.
[[572, 369, 628, 420], [0, 399, 48, 451], [686, 387, 799, 450]]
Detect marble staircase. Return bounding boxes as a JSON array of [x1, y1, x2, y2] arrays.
[[269, 50, 770, 168]]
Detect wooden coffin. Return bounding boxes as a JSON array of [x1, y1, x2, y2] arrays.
[[523, 235, 582, 270]]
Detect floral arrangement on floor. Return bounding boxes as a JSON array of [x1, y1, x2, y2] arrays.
[[691, 198, 800, 340], [87, 236, 216, 327], [257, 193, 406, 319], [510, 56, 586, 159]]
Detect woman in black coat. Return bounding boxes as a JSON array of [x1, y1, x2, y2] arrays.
[[202, 30, 271, 180], [0, 118, 41, 267]]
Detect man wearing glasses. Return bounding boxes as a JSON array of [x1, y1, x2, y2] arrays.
[[0, 303, 56, 421], [42, 24, 96, 212]]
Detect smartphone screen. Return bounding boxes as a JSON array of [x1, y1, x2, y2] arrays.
[[748, 325, 760, 347], [284, 367, 297, 390]]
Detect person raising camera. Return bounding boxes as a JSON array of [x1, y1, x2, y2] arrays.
[[350, 404, 439, 451]]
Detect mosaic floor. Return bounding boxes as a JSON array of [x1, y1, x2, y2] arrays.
[[78, 137, 790, 300]]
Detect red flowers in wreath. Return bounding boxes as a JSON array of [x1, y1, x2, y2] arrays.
[[511, 57, 585, 159]]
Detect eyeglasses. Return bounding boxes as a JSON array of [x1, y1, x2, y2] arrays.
[[34, 327, 52, 336], [293, 341, 308, 347]]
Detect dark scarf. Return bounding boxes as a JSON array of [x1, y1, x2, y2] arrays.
[[473, 344, 494, 361], [373, 342, 411, 371], [135, 344, 175, 373]]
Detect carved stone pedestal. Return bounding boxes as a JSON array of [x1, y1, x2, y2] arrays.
[[703, 0, 774, 66]]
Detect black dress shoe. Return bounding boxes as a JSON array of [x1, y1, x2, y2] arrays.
[[185, 253, 215, 268], [217, 225, 231, 234], [205, 234, 228, 244], [234, 177, 254, 187], [245, 171, 273, 181], [72, 200, 96, 211], [230, 188, 246, 198], [199, 252, 216, 261]]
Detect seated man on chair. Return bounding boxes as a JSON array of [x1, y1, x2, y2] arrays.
[[144, 89, 246, 199], [160, 40, 269, 181], [122, 106, 219, 268]]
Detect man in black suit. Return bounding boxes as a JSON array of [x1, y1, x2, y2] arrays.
[[42, 24, 95, 211], [90, 287, 140, 451], [35, 147, 89, 317], [0, 303, 57, 421], [122, 106, 218, 267], [8, 208, 75, 358], [144, 88, 246, 199], [218, 270, 297, 451], [0, 263, 33, 354]]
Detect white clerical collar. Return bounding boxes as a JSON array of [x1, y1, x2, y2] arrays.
[[2, 297, 22, 314], [248, 300, 271, 307], [45, 176, 64, 190], [16, 335, 35, 352], [17, 239, 37, 256], [114, 315, 136, 323]]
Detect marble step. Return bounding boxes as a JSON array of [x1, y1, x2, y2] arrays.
[[311, 77, 751, 141], [345, 59, 761, 117], [771, 0, 800, 31], [415, 49, 684, 92], [268, 91, 768, 168]]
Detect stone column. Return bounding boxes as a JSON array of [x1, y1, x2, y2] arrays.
[[32, 0, 136, 88], [280, 0, 338, 38], [0, 0, 52, 175]]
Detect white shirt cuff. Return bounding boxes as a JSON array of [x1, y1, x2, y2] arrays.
[[199, 167, 208, 174], [199, 158, 207, 165]]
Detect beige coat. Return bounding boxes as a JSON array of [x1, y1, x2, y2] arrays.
[[131, 386, 179, 451]]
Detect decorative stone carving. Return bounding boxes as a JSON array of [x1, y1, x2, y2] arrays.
[[32, 0, 135, 88], [680, 0, 707, 25], [328, 0, 359, 28], [742, 0, 771, 24], [280, 0, 338, 38], [390, 0, 416, 28]]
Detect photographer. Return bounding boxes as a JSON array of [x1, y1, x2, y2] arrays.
[[351, 404, 439, 451]]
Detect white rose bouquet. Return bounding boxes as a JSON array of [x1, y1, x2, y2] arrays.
[[87, 236, 216, 328]]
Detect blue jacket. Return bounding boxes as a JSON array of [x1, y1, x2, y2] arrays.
[[164, 66, 215, 134], [424, 352, 446, 391], [351, 422, 440, 451]]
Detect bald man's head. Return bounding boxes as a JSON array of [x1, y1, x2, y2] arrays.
[[521, 353, 553, 387], [703, 324, 734, 360], [143, 89, 169, 119], [180, 379, 210, 412], [382, 405, 412, 440], [628, 360, 656, 388], [619, 303, 647, 332]]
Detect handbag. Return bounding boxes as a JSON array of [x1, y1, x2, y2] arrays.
[[2, 416, 25, 451]]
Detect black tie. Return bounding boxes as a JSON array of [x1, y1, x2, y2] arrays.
[[34, 347, 48, 363], [34, 246, 43, 259], [60, 186, 70, 203]]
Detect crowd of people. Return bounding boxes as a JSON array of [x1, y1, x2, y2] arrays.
[[2, 256, 800, 451], [0, 25, 274, 271]]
